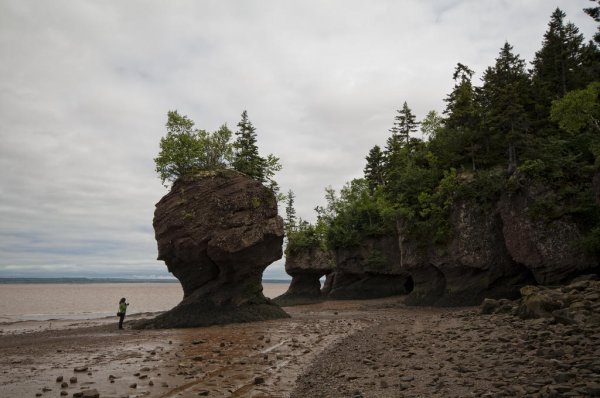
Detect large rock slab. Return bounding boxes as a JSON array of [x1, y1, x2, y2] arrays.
[[136, 170, 289, 328]]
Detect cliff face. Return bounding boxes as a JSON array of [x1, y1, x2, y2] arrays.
[[402, 183, 597, 306], [402, 200, 534, 306], [137, 170, 289, 328], [498, 186, 593, 284]]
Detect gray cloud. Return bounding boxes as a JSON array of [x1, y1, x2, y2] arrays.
[[0, 0, 596, 280]]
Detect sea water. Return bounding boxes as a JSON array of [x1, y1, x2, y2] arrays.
[[0, 282, 289, 322]]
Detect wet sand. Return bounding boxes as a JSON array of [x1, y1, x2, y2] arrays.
[[2, 297, 600, 397]]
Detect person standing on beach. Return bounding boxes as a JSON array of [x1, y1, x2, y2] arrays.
[[117, 297, 129, 330]]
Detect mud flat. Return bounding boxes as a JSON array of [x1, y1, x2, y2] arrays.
[[2, 297, 600, 397]]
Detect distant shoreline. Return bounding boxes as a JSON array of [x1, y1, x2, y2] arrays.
[[0, 277, 291, 284]]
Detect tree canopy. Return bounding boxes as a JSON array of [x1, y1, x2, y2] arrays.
[[286, 6, 600, 255], [154, 110, 281, 193]]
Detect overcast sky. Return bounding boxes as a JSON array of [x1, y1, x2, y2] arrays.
[[0, 1, 597, 280]]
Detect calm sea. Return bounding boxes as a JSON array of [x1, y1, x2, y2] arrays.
[[0, 282, 289, 323]]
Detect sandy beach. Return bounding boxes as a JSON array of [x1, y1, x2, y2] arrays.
[[1, 297, 600, 397]]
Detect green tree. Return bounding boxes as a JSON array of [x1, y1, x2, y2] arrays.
[[551, 81, 600, 134], [531, 9, 587, 108], [154, 111, 233, 185], [232, 110, 282, 193], [232, 110, 265, 180], [391, 101, 419, 147], [584, 0, 600, 44], [364, 145, 386, 192], [420, 110, 444, 141], [433, 63, 482, 170], [481, 42, 531, 172], [284, 189, 297, 234]]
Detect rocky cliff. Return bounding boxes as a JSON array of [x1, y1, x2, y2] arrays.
[[401, 200, 535, 306], [279, 179, 598, 307], [136, 170, 289, 328], [401, 182, 598, 306]]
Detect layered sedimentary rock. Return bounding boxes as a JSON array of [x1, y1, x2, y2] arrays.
[[402, 178, 599, 306], [329, 236, 413, 299], [402, 200, 534, 306], [273, 246, 334, 305], [498, 185, 594, 284], [136, 170, 289, 329]]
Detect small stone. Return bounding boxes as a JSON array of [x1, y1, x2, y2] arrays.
[[60, 392, 68, 396], [56, 376, 63, 382], [254, 377, 265, 385], [149, 380, 154, 386], [73, 366, 88, 373], [130, 383, 137, 388], [35, 393, 42, 397], [69, 377, 77, 384], [198, 391, 209, 396], [42, 387, 51, 392], [60, 382, 68, 388], [80, 389, 100, 398]]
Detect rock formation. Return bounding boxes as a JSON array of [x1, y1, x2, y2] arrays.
[[277, 176, 597, 307], [136, 170, 289, 329], [402, 200, 535, 306], [329, 236, 413, 299], [498, 185, 594, 284], [273, 246, 334, 305]]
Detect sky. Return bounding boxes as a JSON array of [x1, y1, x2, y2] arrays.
[[0, 1, 597, 280]]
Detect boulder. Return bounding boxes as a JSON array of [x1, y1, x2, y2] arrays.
[[136, 170, 289, 329], [516, 280, 600, 326]]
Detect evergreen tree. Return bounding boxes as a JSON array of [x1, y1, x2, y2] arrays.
[[434, 63, 482, 169], [531, 9, 586, 112], [284, 189, 297, 234], [231, 110, 282, 194], [481, 42, 531, 172], [584, 0, 600, 44], [232, 110, 265, 181], [364, 145, 385, 192], [391, 102, 419, 147]]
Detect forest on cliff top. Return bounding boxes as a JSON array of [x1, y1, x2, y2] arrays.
[[284, 7, 600, 258]]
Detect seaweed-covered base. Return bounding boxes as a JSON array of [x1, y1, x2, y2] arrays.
[[133, 295, 289, 329]]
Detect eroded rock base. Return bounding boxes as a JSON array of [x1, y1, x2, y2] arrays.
[[134, 299, 289, 329]]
